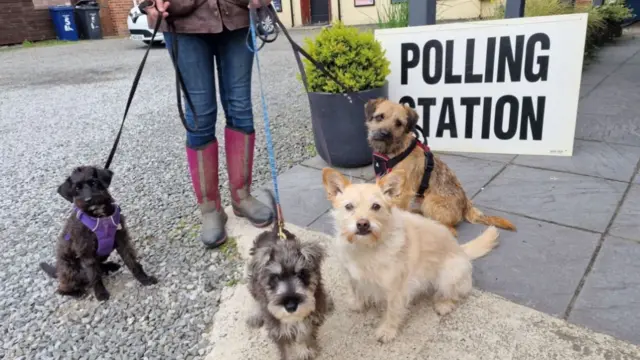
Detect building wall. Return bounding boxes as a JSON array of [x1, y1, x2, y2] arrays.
[[0, 0, 57, 45], [104, 0, 132, 36], [323, 0, 485, 27]]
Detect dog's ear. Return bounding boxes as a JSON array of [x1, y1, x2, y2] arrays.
[[57, 177, 74, 203], [377, 170, 406, 199], [300, 240, 326, 267], [403, 104, 419, 133], [96, 168, 114, 188], [322, 168, 350, 202], [364, 98, 384, 121]]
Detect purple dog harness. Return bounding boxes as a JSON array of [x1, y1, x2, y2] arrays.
[[64, 205, 122, 257]]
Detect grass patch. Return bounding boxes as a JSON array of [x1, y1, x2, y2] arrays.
[[219, 236, 239, 260], [306, 143, 318, 157], [377, 1, 409, 29], [22, 39, 75, 48], [225, 278, 240, 287]]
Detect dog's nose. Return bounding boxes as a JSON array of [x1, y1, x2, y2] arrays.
[[356, 219, 370, 232], [372, 130, 391, 141], [284, 300, 299, 313]]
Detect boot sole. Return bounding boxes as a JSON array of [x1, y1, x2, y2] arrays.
[[232, 208, 273, 228], [202, 233, 228, 249]]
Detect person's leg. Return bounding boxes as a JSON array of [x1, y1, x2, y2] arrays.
[[164, 32, 228, 248], [215, 28, 273, 227]]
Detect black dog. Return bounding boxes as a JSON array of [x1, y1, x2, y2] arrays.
[[39, 166, 157, 301]]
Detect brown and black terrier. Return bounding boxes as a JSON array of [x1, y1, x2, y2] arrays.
[[364, 98, 516, 237], [39, 166, 157, 301]]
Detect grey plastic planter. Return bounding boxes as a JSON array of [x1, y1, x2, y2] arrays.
[[307, 82, 388, 168]]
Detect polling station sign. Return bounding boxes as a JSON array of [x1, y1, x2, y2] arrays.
[[374, 14, 588, 156]]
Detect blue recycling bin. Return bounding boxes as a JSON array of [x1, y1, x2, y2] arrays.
[[48, 5, 79, 41]]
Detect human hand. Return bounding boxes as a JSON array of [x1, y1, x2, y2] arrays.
[[144, 0, 170, 27], [249, 0, 272, 8]]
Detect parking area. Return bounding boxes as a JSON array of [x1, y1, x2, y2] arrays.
[[0, 31, 321, 359]]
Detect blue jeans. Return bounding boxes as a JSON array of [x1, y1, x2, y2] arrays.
[[164, 28, 254, 148]]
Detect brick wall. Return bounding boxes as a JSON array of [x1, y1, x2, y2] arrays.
[[104, 0, 133, 36], [0, 0, 57, 45]]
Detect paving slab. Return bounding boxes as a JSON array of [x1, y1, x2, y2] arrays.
[[307, 209, 334, 235], [569, 236, 640, 345], [473, 165, 627, 233], [635, 170, 640, 184], [608, 184, 640, 241], [436, 154, 505, 196], [206, 213, 640, 360], [302, 155, 376, 181], [578, 82, 640, 117], [456, 210, 599, 317], [436, 151, 516, 163], [513, 139, 640, 182], [255, 164, 331, 228], [575, 112, 640, 147]]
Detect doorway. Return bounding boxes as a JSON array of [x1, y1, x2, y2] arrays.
[[309, 0, 330, 24]]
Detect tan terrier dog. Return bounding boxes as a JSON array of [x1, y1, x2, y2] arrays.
[[364, 98, 516, 237], [322, 167, 499, 343]]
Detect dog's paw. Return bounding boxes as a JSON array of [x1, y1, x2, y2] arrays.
[[139, 275, 158, 286], [246, 314, 264, 329], [289, 343, 316, 360], [57, 288, 85, 298], [434, 300, 456, 316], [95, 289, 110, 301], [375, 324, 398, 344]]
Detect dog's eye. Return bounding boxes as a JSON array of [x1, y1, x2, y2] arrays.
[[395, 120, 403, 128], [297, 269, 310, 286], [74, 184, 82, 190], [268, 274, 280, 289], [375, 114, 384, 122], [86, 180, 96, 187], [371, 203, 381, 211], [345, 203, 354, 211]]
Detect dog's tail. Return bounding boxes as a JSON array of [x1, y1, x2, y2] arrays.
[[461, 226, 500, 260], [39, 262, 57, 279], [464, 204, 517, 232]]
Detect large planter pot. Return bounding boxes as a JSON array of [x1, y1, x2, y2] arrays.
[[307, 82, 388, 168], [607, 20, 623, 38]]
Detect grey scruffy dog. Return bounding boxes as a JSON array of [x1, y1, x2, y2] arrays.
[[39, 166, 157, 301], [246, 190, 332, 360]]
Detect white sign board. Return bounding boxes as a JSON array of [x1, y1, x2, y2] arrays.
[[374, 14, 588, 156]]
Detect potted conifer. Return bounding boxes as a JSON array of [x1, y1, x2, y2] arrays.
[[299, 21, 391, 168]]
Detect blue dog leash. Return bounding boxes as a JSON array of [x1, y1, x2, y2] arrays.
[[248, 6, 287, 239]]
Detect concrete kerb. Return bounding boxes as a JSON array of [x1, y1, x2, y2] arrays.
[[205, 207, 640, 360]]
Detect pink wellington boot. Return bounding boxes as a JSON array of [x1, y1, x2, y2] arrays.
[[225, 127, 274, 228], [186, 141, 228, 248]]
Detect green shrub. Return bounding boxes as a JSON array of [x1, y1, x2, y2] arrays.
[[299, 21, 391, 93], [597, 0, 634, 23], [377, 2, 409, 29], [489, 0, 573, 19]]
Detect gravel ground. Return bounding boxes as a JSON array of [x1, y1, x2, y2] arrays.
[[0, 29, 320, 359]]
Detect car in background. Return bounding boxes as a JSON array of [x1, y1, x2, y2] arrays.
[[127, 0, 164, 45]]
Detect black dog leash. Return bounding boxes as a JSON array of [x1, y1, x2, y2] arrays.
[[104, 2, 202, 169]]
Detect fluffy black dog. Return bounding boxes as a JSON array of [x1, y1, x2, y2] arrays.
[[39, 166, 157, 301]]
